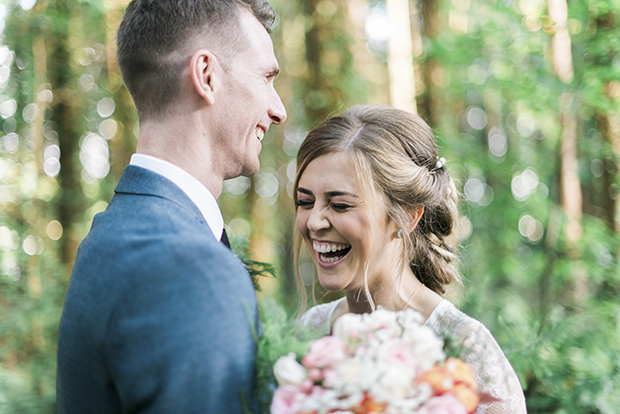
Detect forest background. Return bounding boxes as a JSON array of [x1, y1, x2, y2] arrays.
[[1, 0, 619, 412]]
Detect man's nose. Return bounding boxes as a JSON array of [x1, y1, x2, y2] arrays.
[[269, 89, 287, 124]]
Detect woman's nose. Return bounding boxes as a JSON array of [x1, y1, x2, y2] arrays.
[[307, 206, 330, 232]]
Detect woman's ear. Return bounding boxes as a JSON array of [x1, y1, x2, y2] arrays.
[[406, 206, 424, 233], [189, 49, 218, 105]]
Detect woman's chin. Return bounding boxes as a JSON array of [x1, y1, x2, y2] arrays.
[[316, 274, 353, 292], [316, 277, 345, 292]]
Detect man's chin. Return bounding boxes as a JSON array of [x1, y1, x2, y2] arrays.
[[240, 162, 260, 178]]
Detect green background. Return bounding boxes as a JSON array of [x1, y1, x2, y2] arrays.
[[1, 0, 619, 412]]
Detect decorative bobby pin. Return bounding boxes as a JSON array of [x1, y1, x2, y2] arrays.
[[431, 157, 446, 173]]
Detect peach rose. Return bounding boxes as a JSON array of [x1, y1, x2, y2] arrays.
[[445, 358, 476, 389], [417, 366, 454, 394], [451, 383, 480, 414]]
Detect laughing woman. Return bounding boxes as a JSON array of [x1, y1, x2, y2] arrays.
[[294, 105, 527, 414]]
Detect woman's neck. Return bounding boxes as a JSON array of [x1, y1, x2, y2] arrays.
[[343, 268, 443, 321], [344, 266, 420, 311]]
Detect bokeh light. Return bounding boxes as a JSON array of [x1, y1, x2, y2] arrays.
[[46, 220, 63, 241], [97, 98, 115, 118], [224, 176, 251, 197], [518, 214, 544, 244], [511, 168, 540, 202], [79, 133, 110, 180]]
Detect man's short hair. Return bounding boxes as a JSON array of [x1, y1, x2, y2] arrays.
[[116, 0, 275, 121]]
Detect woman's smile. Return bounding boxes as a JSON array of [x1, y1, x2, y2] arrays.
[[312, 240, 352, 265]]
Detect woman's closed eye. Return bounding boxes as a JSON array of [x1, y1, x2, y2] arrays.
[[330, 203, 352, 212], [295, 199, 314, 209]]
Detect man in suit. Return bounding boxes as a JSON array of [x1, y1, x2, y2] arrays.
[[56, 0, 286, 412]]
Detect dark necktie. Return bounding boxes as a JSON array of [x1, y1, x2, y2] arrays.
[[220, 228, 230, 249]]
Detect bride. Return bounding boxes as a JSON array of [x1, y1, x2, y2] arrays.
[[293, 105, 527, 414]]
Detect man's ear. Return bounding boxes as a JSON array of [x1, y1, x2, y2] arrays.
[[406, 206, 424, 233], [190, 49, 217, 105]]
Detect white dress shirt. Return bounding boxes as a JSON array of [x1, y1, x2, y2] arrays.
[[130, 153, 224, 241]]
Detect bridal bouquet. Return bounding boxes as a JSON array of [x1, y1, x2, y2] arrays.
[[270, 308, 480, 414]]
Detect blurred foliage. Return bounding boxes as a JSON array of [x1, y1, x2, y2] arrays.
[[230, 232, 278, 292], [254, 299, 320, 414], [0, 0, 619, 412]]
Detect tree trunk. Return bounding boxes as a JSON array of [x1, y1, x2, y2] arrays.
[[386, 0, 416, 113], [559, 93, 582, 241], [47, 0, 85, 270], [597, 111, 620, 231], [548, 0, 585, 303], [419, 0, 441, 125]]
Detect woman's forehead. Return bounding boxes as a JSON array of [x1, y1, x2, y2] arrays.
[[299, 152, 386, 205]]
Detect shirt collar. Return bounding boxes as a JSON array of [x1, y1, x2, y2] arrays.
[[129, 153, 224, 241]]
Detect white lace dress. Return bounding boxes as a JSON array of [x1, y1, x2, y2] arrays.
[[301, 298, 527, 414]]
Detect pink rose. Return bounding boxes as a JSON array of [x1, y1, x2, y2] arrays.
[[419, 393, 467, 414], [302, 336, 347, 369], [271, 385, 301, 414], [308, 368, 323, 381], [377, 338, 416, 371]]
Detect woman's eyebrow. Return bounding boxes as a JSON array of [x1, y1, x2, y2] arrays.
[[325, 191, 358, 198], [297, 188, 358, 198]]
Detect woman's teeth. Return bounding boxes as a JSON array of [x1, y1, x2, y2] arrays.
[[313, 242, 349, 253], [321, 254, 345, 263], [255, 128, 265, 141], [313, 242, 351, 263]]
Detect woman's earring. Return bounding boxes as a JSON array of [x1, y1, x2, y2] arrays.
[[397, 230, 403, 238]]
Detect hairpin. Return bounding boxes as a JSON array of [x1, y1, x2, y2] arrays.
[[431, 157, 446, 173]]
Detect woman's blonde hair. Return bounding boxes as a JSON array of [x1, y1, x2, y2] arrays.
[[294, 105, 462, 311]]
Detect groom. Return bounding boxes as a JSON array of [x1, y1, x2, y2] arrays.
[[56, 0, 286, 413]]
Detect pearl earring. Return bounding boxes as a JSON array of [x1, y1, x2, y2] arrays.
[[397, 230, 403, 238]]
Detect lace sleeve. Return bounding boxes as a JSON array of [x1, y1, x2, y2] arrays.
[[454, 320, 527, 414], [299, 299, 343, 336], [426, 301, 527, 414]]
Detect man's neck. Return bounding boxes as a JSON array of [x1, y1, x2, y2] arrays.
[[135, 121, 224, 198]]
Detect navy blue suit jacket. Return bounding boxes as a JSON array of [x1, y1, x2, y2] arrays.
[[57, 166, 259, 413]]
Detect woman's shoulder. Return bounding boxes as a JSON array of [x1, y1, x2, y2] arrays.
[[427, 300, 527, 414], [300, 297, 346, 336], [425, 300, 503, 368], [425, 299, 488, 339]]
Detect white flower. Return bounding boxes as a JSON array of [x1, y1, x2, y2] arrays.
[[366, 308, 401, 336], [373, 366, 414, 401], [333, 313, 366, 345], [398, 308, 424, 331], [274, 352, 307, 386], [406, 326, 445, 371], [336, 358, 364, 383]]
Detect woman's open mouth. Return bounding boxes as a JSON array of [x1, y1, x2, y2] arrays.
[[313, 241, 351, 265]]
